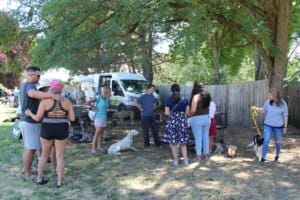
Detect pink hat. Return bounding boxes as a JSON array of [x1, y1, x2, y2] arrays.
[[49, 79, 64, 93]]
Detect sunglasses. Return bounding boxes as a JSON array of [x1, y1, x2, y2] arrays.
[[28, 74, 40, 78]]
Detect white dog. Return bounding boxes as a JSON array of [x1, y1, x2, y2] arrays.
[[107, 129, 139, 155], [247, 135, 264, 161]]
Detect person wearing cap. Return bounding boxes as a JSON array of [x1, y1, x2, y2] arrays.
[[25, 79, 75, 187], [37, 79, 57, 172], [19, 66, 63, 181]]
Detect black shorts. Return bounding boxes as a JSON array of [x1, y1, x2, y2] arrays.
[[41, 122, 69, 140]]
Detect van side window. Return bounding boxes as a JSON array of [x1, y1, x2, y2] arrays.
[[112, 81, 124, 96]]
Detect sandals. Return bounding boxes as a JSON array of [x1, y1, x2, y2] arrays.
[[193, 155, 208, 163], [56, 182, 63, 188], [22, 174, 36, 181], [90, 151, 98, 156], [36, 178, 49, 185]]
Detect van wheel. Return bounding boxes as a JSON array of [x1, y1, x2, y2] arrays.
[[118, 104, 127, 111]]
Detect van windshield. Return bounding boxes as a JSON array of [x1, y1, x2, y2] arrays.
[[120, 80, 148, 93]]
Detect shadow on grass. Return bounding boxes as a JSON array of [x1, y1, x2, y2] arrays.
[[0, 122, 299, 199]]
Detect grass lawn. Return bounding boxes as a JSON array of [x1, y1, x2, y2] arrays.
[[0, 104, 299, 200]]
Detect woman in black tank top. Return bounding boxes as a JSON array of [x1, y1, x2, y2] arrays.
[[189, 82, 211, 162], [25, 80, 75, 187]]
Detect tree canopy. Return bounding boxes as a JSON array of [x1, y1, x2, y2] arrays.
[[1, 0, 299, 92]]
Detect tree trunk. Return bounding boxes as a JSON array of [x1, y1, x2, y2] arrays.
[[129, 56, 136, 73], [253, 45, 266, 80], [268, 0, 291, 96], [140, 29, 154, 83], [239, 0, 292, 96], [212, 32, 221, 85]]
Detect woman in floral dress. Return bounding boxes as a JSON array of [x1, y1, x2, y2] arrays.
[[164, 84, 190, 166]]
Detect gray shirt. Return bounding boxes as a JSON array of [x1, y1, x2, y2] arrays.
[[263, 100, 288, 127], [19, 82, 40, 123]]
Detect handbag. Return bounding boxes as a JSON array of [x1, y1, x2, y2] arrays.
[[88, 110, 96, 121], [88, 98, 100, 121], [11, 119, 22, 140]]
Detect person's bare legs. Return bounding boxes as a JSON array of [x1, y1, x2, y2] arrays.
[[91, 127, 101, 154], [37, 138, 53, 182], [23, 149, 36, 178], [97, 128, 104, 151], [55, 138, 68, 186], [180, 144, 188, 165], [170, 144, 178, 165], [50, 145, 57, 172], [37, 149, 42, 160], [209, 136, 213, 153]]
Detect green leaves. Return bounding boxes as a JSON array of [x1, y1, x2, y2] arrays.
[[5, 0, 298, 88]]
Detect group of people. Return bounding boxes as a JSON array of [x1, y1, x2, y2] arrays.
[[19, 66, 75, 187], [162, 82, 218, 166], [163, 83, 288, 166], [17, 65, 288, 188]]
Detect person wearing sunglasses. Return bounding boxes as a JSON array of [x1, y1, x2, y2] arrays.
[[19, 66, 62, 181]]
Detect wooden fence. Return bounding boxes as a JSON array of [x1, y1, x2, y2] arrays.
[[287, 84, 300, 128], [157, 80, 269, 127]]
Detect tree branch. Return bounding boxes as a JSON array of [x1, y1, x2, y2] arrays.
[[236, 0, 267, 19]]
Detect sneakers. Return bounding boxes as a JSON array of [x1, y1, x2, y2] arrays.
[[260, 158, 266, 164], [172, 159, 189, 167], [274, 156, 279, 162]]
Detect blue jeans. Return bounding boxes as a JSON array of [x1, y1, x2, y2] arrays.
[[190, 115, 210, 156], [141, 115, 161, 147], [262, 124, 283, 159]]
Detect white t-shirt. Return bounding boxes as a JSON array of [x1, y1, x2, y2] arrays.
[[209, 101, 216, 119]]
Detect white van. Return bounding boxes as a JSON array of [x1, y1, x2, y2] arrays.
[[98, 72, 149, 112], [73, 72, 159, 116]]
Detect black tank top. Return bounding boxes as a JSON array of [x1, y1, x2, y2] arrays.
[[45, 100, 68, 119]]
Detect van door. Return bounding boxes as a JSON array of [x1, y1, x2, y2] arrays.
[[111, 80, 128, 111]]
